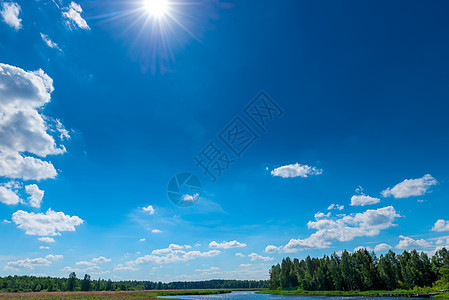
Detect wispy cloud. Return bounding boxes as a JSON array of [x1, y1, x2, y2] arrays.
[[0, 2, 21, 30], [62, 2, 90, 30]]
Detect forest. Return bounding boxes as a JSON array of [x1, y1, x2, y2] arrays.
[[269, 247, 449, 291], [0, 275, 268, 293]]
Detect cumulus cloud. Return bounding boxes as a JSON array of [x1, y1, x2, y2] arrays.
[[235, 253, 245, 257], [248, 253, 273, 262], [25, 184, 44, 208], [0, 2, 21, 30], [152, 229, 162, 233], [139, 238, 146, 242], [128, 244, 221, 266], [45, 254, 63, 261], [92, 256, 111, 263], [265, 206, 400, 253], [374, 243, 392, 252], [354, 246, 373, 252], [6, 254, 62, 270], [40, 246, 50, 249], [143, 205, 155, 215], [351, 195, 380, 206], [0, 63, 67, 181], [396, 235, 432, 250], [6, 257, 51, 270], [38, 237, 55, 243], [382, 174, 438, 199], [271, 163, 322, 178], [12, 209, 83, 236], [433, 220, 449, 232], [40, 33, 62, 52], [62, 2, 90, 30], [0, 185, 21, 205], [209, 240, 247, 249], [314, 212, 331, 219], [327, 204, 344, 211], [0, 152, 57, 181]]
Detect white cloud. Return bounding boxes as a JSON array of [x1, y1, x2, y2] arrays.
[[327, 204, 344, 211], [92, 256, 111, 263], [25, 184, 44, 208], [195, 266, 219, 272], [0, 63, 67, 181], [0, 185, 21, 205], [128, 244, 221, 266], [143, 205, 155, 215], [382, 174, 438, 199], [433, 220, 449, 232], [350, 195, 380, 206], [209, 240, 247, 249], [62, 2, 90, 30], [12, 209, 83, 236], [40, 33, 62, 52], [76, 261, 96, 266], [38, 237, 55, 243], [396, 235, 432, 250], [314, 212, 331, 219], [152, 229, 162, 233], [0, 2, 21, 30], [182, 193, 199, 202], [61, 265, 99, 273], [139, 238, 146, 242], [271, 163, 322, 178], [240, 264, 251, 267], [0, 152, 58, 181], [265, 206, 400, 253], [354, 246, 373, 252], [248, 253, 273, 262], [374, 243, 392, 252], [6, 254, 61, 270], [113, 264, 138, 271], [45, 254, 63, 261], [7, 257, 51, 269], [235, 253, 244, 257], [39, 246, 50, 249]]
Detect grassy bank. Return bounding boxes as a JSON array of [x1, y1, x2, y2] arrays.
[[435, 293, 449, 299], [0, 289, 232, 300], [257, 289, 427, 297]]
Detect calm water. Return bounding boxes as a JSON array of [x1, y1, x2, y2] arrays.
[[159, 291, 428, 300]]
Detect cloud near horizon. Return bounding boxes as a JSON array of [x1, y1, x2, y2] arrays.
[[265, 206, 400, 253]]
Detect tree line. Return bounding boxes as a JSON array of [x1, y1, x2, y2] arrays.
[[0, 273, 268, 293], [269, 248, 449, 291]]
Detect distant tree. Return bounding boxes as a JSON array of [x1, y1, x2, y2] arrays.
[[81, 274, 91, 291], [67, 272, 77, 291]]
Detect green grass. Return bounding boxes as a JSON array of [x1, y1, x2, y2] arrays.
[[0, 289, 232, 300], [435, 293, 449, 299]]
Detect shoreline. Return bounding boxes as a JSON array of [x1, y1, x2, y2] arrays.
[[257, 289, 449, 299]]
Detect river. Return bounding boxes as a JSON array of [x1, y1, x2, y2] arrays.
[[159, 291, 431, 300]]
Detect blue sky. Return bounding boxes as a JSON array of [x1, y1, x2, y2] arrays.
[[1, 0, 449, 281]]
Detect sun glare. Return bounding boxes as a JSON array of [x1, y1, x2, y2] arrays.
[[144, 0, 169, 17]]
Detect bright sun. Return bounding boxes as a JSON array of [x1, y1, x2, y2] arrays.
[[144, 0, 169, 17]]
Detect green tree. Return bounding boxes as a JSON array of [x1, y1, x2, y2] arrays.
[[67, 272, 77, 291]]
